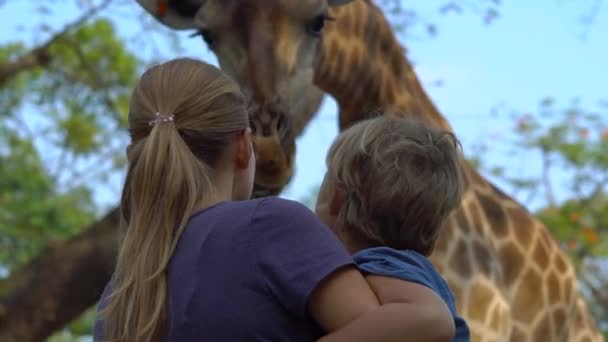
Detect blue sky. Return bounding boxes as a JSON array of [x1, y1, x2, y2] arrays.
[[1, 0, 607, 212]]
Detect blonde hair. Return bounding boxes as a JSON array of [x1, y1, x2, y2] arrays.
[[326, 114, 464, 255], [100, 58, 248, 341]]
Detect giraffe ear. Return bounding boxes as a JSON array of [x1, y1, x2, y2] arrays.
[[135, 0, 206, 30], [328, 0, 354, 7]]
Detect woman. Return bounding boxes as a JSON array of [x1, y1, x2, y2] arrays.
[[94, 58, 454, 342]]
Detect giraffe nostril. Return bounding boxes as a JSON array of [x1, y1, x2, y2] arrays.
[[276, 113, 287, 133], [259, 158, 277, 171]]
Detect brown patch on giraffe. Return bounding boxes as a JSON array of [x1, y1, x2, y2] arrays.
[[433, 261, 444, 274], [467, 198, 486, 235], [488, 181, 514, 202], [467, 283, 493, 323], [554, 252, 568, 273], [449, 283, 465, 312], [573, 301, 587, 330], [348, 44, 363, 73], [476, 191, 509, 239], [547, 272, 561, 304], [563, 278, 573, 302], [433, 221, 452, 255], [488, 303, 504, 333], [470, 331, 483, 342], [539, 227, 554, 250], [381, 76, 395, 104], [507, 206, 534, 250], [497, 244, 525, 287], [533, 314, 553, 342], [512, 269, 544, 322], [532, 237, 550, 270], [471, 241, 493, 277], [332, 44, 347, 86], [509, 326, 527, 342], [552, 308, 567, 335], [448, 240, 472, 279], [453, 208, 470, 233], [233, 1, 283, 103]]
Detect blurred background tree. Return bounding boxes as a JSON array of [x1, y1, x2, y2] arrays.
[[0, 0, 605, 340], [469, 98, 608, 330]]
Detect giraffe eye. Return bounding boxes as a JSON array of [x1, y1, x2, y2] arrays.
[[191, 29, 217, 48], [249, 118, 257, 134], [308, 14, 328, 37], [276, 114, 287, 132]]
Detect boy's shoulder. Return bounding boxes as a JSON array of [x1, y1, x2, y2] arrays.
[[353, 247, 435, 282], [353, 247, 454, 303], [355, 247, 470, 341]]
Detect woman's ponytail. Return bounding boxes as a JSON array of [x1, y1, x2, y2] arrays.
[[100, 58, 248, 342]]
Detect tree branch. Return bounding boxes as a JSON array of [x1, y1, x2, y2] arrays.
[[0, 0, 113, 87], [579, 261, 608, 321], [579, 0, 603, 40], [541, 147, 557, 208], [0, 207, 119, 342]]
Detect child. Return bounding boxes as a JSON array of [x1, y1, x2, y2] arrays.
[[316, 115, 471, 342]]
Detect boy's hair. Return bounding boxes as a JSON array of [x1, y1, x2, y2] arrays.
[[326, 114, 465, 255]]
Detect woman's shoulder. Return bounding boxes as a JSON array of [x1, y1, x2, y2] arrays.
[[199, 196, 308, 213], [250, 196, 318, 224], [188, 197, 317, 234]]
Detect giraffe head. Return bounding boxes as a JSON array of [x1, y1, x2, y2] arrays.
[[137, 0, 353, 196]]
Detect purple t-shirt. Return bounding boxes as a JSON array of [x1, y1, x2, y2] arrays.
[[93, 197, 353, 341]]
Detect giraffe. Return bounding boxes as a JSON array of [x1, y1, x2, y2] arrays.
[[136, 1, 604, 340]]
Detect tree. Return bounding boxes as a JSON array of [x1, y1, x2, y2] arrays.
[[471, 98, 608, 334], [0, 1, 140, 339]]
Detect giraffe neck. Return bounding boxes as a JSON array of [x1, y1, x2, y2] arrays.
[[315, 0, 452, 132]]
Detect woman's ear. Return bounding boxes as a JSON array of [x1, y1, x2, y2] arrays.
[[235, 128, 253, 170]]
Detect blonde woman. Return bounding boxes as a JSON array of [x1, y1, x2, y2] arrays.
[[94, 58, 454, 342]]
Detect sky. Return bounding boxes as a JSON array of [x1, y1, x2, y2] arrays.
[[1, 0, 607, 213]]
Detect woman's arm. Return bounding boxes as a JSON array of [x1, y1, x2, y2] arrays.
[[313, 275, 455, 342], [308, 266, 380, 332], [254, 198, 452, 341]]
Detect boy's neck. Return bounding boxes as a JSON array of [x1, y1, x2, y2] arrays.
[[338, 229, 374, 255]]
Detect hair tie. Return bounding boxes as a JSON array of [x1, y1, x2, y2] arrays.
[[149, 112, 175, 126]]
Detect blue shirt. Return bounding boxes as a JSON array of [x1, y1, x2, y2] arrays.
[[353, 247, 471, 342], [94, 197, 353, 341]]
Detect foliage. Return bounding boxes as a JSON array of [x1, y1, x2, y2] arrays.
[[0, 3, 143, 339], [378, 0, 501, 39], [379, 0, 602, 40], [476, 98, 607, 257], [0, 17, 139, 270], [472, 98, 608, 331], [0, 128, 96, 267], [47, 308, 97, 342]]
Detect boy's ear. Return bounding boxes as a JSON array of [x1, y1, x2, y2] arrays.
[[329, 187, 343, 217]]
